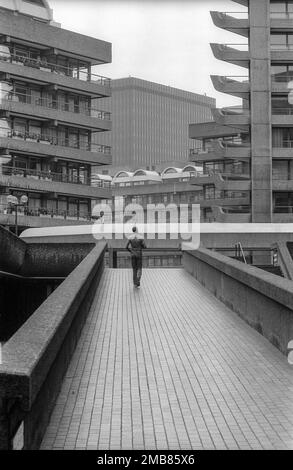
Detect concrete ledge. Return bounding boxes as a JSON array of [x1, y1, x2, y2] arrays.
[[0, 242, 106, 449], [183, 248, 293, 355]]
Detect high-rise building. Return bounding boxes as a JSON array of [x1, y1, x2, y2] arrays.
[[189, 0, 293, 223], [0, 0, 112, 232], [96, 77, 215, 171]]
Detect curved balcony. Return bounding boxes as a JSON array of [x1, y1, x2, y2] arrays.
[[190, 172, 251, 190], [0, 92, 111, 131], [0, 53, 111, 98], [272, 107, 293, 126], [211, 106, 250, 128], [210, 75, 249, 99], [210, 43, 249, 68], [189, 140, 251, 162], [211, 206, 251, 223], [210, 11, 249, 37], [0, 128, 112, 165]]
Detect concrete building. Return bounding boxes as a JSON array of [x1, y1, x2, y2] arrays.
[[95, 77, 215, 171], [189, 0, 293, 223], [0, 0, 112, 232]]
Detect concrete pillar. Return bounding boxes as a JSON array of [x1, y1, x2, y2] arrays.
[[249, 0, 272, 222]]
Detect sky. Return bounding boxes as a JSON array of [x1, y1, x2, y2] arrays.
[[50, 0, 247, 108]]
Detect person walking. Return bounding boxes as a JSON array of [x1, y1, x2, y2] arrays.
[[126, 226, 146, 287]]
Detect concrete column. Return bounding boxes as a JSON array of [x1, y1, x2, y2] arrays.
[[249, 0, 272, 222]]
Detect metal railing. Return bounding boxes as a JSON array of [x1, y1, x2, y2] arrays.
[[221, 43, 249, 51], [0, 126, 111, 154], [0, 91, 111, 120], [271, 73, 293, 83], [0, 165, 111, 188], [221, 11, 249, 18], [235, 242, 247, 264], [272, 107, 293, 115], [270, 12, 293, 19], [222, 75, 249, 82], [0, 202, 92, 220], [0, 51, 111, 86], [274, 205, 293, 213], [271, 43, 293, 50]]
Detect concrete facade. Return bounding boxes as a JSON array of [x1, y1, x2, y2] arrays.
[[189, 0, 293, 223], [95, 77, 215, 171], [0, 1, 112, 233]]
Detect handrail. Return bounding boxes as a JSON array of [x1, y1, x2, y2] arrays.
[[0, 91, 111, 120], [235, 241, 247, 264], [0, 51, 111, 86]]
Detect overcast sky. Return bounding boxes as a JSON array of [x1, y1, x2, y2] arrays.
[[50, 0, 247, 107]]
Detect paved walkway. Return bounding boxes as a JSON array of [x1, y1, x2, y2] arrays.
[[41, 268, 293, 450]]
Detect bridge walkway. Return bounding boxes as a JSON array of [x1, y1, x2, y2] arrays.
[[41, 268, 293, 450]]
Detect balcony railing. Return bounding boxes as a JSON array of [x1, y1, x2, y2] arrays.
[[274, 205, 293, 213], [221, 43, 249, 51], [0, 165, 111, 188], [271, 73, 293, 83], [0, 203, 92, 220], [0, 51, 111, 86], [272, 107, 293, 115], [270, 12, 293, 19], [0, 91, 111, 120], [222, 75, 249, 83], [280, 140, 293, 148], [271, 43, 293, 50], [0, 127, 111, 154], [221, 11, 249, 19]]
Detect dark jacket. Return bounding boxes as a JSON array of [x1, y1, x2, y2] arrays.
[[126, 236, 146, 257]]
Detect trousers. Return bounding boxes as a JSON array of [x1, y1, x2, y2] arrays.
[[131, 255, 142, 285]]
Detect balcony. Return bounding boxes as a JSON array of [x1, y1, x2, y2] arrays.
[[190, 172, 251, 190], [189, 140, 251, 162], [273, 142, 293, 159], [0, 93, 111, 131], [0, 128, 112, 165], [0, 53, 111, 97], [0, 166, 111, 199], [210, 75, 249, 99], [270, 45, 293, 63], [210, 43, 249, 68], [271, 107, 293, 126], [211, 106, 250, 127], [0, 203, 93, 228], [0, 92, 111, 131], [271, 73, 293, 93], [211, 206, 251, 223], [271, 12, 293, 30], [210, 11, 249, 37]]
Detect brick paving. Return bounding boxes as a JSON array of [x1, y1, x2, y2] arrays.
[[41, 268, 293, 450]]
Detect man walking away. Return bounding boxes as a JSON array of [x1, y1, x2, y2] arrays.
[[126, 227, 146, 287]]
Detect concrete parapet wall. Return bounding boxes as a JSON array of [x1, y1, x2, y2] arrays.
[[183, 248, 293, 355], [0, 242, 106, 449], [0, 226, 26, 274]]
